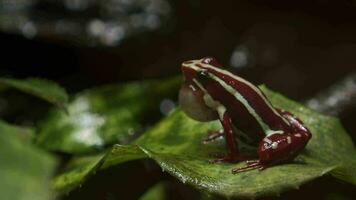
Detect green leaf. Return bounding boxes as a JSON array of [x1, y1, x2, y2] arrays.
[[135, 114, 326, 198], [53, 86, 356, 198], [37, 77, 181, 154], [0, 120, 57, 200], [139, 182, 165, 200], [0, 77, 69, 110], [0, 120, 35, 143], [260, 86, 356, 186], [52, 144, 146, 194], [52, 154, 103, 195]]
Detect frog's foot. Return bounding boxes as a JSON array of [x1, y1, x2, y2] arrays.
[[231, 160, 267, 174], [203, 130, 224, 144]]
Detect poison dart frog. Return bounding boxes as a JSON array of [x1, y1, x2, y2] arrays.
[[179, 57, 311, 173]]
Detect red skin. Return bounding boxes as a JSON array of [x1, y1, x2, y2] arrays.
[[180, 57, 312, 173], [233, 110, 311, 173]]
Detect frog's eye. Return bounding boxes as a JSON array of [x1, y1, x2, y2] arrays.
[[197, 70, 211, 84], [198, 69, 208, 77], [202, 57, 222, 67]]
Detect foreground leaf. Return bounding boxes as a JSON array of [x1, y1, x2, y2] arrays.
[[37, 77, 181, 154], [53, 86, 356, 198], [0, 120, 57, 200], [135, 114, 331, 198], [0, 77, 68, 110], [53, 145, 146, 194], [139, 182, 165, 200], [0, 120, 35, 143]]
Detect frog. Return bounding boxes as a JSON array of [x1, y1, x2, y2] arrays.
[[179, 57, 312, 173]]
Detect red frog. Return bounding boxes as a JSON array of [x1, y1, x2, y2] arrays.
[[179, 57, 312, 173]]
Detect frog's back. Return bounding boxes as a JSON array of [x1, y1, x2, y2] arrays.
[[202, 79, 266, 142]]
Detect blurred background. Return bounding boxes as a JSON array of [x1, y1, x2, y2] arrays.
[[0, 0, 356, 199]]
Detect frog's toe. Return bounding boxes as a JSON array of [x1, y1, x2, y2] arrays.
[[202, 130, 224, 144], [232, 161, 266, 174], [245, 159, 260, 164]]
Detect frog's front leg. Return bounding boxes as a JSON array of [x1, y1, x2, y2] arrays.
[[210, 111, 247, 163], [232, 113, 312, 173]]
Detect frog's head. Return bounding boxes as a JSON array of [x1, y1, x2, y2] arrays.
[[179, 57, 221, 122], [181, 57, 222, 83]]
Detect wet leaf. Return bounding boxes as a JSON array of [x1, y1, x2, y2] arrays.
[[0, 120, 57, 200], [53, 86, 356, 198], [37, 77, 181, 154], [0, 77, 68, 110]]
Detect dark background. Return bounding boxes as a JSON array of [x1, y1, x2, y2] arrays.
[[1, 0, 355, 199], [2, 1, 356, 96]]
